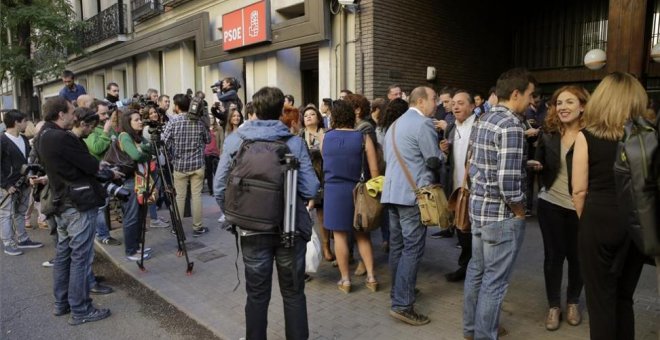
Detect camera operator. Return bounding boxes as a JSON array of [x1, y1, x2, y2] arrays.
[[105, 82, 122, 108], [0, 110, 44, 256], [211, 77, 243, 125], [162, 94, 211, 237], [36, 97, 119, 325]]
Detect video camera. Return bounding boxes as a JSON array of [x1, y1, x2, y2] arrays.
[[188, 96, 205, 121]]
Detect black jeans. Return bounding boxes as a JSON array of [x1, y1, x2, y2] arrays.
[[457, 229, 472, 270], [537, 198, 583, 307], [204, 155, 219, 194], [240, 234, 308, 340]]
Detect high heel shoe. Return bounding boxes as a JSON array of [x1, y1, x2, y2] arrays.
[[365, 277, 378, 292], [337, 279, 351, 294]]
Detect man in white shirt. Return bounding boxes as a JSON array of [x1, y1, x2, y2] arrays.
[[0, 110, 43, 255], [439, 90, 476, 282]]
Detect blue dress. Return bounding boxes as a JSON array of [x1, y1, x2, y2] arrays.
[[322, 130, 363, 231]]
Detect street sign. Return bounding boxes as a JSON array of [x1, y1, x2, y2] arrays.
[[222, 0, 271, 51]]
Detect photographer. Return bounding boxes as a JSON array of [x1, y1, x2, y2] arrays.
[[211, 77, 243, 125], [162, 94, 211, 237], [1, 110, 43, 256], [84, 100, 121, 247], [36, 97, 115, 325]]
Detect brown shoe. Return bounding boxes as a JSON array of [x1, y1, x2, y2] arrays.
[[545, 307, 561, 331], [337, 279, 351, 294], [365, 276, 378, 292], [566, 303, 582, 326]]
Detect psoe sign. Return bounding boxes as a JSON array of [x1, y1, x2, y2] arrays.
[[222, 0, 271, 51]]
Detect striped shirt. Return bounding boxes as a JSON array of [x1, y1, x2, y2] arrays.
[[162, 115, 211, 172], [468, 105, 527, 228]]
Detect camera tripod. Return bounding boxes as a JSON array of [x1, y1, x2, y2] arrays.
[[149, 127, 194, 275]]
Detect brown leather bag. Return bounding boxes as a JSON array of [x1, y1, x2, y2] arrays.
[[353, 138, 382, 232], [448, 170, 471, 232]]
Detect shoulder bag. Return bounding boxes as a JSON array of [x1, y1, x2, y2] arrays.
[[448, 148, 472, 232], [391, 122, 451, 229], [353, 137, 383, 232], [103, 133, 137, 177]]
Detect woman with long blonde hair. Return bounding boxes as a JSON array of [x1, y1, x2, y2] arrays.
[[530, 85, 589, 330], [571, 72, 648, 340]]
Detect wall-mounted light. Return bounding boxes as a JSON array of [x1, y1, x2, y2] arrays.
[[338, 0, 359, 12], [651, 43, 660, 63], [584, 49, 606, 70]]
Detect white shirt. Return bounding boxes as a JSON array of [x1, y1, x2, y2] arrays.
[[452, 114, 476, 190], [5, 132, 26, 159], [410, 107, 426, 117]]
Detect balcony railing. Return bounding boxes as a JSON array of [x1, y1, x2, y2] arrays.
[[132, 0, 162, 23], [161, 0, 193, 8], [79, 3, 128, 48]]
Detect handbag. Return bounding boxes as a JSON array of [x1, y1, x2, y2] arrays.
[[305, 227, 322, 273], [353, 138, 383, 232], [103, 135, 137, 177], [391, 122, 451, 228], [448, 163, 471, 232]]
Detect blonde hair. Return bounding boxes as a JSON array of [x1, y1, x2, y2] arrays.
[[583, 72, 647, 141], [543, 85, 589, 134]]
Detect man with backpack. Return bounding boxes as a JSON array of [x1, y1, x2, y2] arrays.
[[213, 86, 319, 340]]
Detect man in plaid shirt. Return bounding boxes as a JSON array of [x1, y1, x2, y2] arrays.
[[463, 68, 536, 340], [162, 94, 211, 236]]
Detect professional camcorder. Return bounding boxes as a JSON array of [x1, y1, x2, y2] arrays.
[[188, 96, 205, 120]]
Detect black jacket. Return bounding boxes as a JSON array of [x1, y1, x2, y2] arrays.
[[534, 131, 574, 194], [35, 121, 105, 211], [0, 133, 30, 189]]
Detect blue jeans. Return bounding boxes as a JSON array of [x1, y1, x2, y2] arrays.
[[53, 207, 97, 317], [0, 187, 30, 246], [240, 234, 308, 340], [120, 178, 142, 256], [388, 204, 427, 311], [380, 205, 391, 245], [463, 217, 525, 339], [95, 198, 110, 240]]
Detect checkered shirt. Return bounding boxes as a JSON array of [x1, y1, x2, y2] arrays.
[[162, 116, 211, 172]]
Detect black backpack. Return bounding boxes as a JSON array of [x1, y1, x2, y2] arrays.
[[224, 139, 291, 232], [614, 116, 660, 256]]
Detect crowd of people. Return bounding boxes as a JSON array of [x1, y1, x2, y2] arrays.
[[0, 67, 657, 340]]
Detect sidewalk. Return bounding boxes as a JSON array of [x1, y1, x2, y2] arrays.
[[97, 194, 659, 340]]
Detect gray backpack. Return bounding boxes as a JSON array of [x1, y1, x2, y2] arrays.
[[224, 139, 291, 232]]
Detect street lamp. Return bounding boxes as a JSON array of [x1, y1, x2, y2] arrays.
[[584, 49, 606, 70]]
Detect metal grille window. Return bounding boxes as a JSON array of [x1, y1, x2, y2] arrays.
[[514, 0, 609, 70]]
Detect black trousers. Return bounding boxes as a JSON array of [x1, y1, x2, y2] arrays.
[[537, 198, 583, 307], [204, 155, 219, 194], [579, 197, 646, 340], [457, 229, 472, 270]]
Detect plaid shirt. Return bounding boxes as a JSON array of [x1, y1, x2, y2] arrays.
[[468, 105, 527, 228], [162, 116, 211, 172]]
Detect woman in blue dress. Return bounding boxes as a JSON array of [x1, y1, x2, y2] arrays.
[[322, 100, 380, 293]]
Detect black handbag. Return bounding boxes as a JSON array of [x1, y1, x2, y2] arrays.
[[103, 138, 137, 177]]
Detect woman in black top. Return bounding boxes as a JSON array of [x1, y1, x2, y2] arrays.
[[572, 72, 648, 340], [532, 85, 589, 330]]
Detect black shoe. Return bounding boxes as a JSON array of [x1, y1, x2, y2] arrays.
[[192, 227, 209, 237], [445, 268, 466, 282], [90, 283, 113, 295], [389, 307, 430, 326], [94, 275, 105, 283], [68, 308, 111, 325], [53, 306, 71, 316], [430, 228, 454, 239], [304, 274, 312, 282]]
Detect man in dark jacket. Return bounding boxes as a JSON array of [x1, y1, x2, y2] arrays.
[[0, 110, 43, 256], [37, 97, 113, 326]]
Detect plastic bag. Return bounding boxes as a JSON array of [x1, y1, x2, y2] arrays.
[[305, 228, 321, 273]]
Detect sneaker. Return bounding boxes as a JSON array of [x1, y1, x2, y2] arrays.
[[525, 210, 533, 217], [98, 237, 122, 246], [217, 215, 226, 224], [68, 308, 111, 325], [126, 252, 151, 261], [150, 219, 169, 228], [42, 259, 54, 267], [4, 243, 23, 256], [429, 228, 454, 239], [90, 283, 114, 295], [389, 307, 430, 326], [136, 247, 152, 254], [192, 227, 209, 237], [17, 239, 44, 249], [53, 306, 71, 316], [158, 216, 170, 223]]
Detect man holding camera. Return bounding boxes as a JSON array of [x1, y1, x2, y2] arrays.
[[37, 97, 117, 325], [0, 110, 44, 256], [162, 94, 211, 237]]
